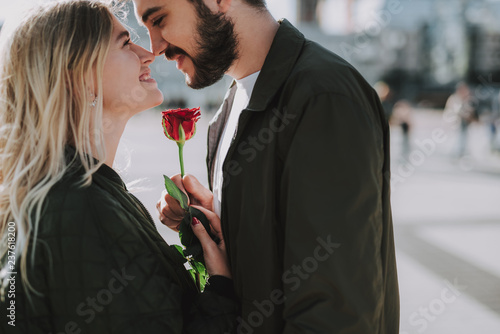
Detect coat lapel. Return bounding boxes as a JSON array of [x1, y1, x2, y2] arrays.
[[206, 82, 237, 190]]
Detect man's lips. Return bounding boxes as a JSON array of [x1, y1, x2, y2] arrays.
[[169, 54, 185, 70], [176, 55, 185, 70]]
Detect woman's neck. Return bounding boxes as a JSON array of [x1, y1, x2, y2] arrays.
[[102, 119, 128, 167]]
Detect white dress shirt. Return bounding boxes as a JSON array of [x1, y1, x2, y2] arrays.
[[212, 71, 260, 217]]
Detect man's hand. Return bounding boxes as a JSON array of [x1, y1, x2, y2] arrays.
[[156, 174, 214, 231]]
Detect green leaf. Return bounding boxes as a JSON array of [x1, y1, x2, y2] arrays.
[[171, 245, 186, 258], [188, 269, 196, 281], [199, 274, 207, 292], [176, 206, 220, 291], [188, 259, 208, 292], [169, 244, 187, 264], [163, 175, 189, 211], [190, 260, 207, 276], [172, 244, 185, 257]]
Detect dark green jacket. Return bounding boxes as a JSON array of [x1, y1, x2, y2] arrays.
[[0, 153, 238, 333], [207, 20, 399, 333]]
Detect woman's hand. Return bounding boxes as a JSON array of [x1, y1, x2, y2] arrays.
[[190, 205, 231, 279]]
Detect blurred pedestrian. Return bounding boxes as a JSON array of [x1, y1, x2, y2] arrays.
[[375, 80, 396, 120], [390, 100, 413, 160], [445, 82, 477, 157], [489, 90, 500, 153]]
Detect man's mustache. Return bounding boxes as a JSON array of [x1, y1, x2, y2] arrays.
[[164, 45, 189, 60]]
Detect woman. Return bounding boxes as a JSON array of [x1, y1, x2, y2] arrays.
[[0, 1, 237, 333]]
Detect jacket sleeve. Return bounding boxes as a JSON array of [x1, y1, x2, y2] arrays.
[[280, 92, 387, 333], [22, 188, 237, 334]]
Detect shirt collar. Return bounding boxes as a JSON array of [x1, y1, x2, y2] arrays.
[[246, 19, 306, 112]]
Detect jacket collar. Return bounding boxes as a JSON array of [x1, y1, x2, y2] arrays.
[[246, 19, 305, 112], [96, 163, 126, 189], [64, 145, 126, 189], [206, 83, 237, 190]]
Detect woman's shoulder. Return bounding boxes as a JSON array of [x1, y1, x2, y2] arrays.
[[47, 173, 113, 209], [38, 171, 127, 238]]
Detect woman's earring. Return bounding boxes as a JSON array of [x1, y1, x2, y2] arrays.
[[89, 92, 97, 108]]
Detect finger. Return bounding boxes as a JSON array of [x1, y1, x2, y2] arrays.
[[158, 212, 181, 232], [183, 175, 213, 210], [191, 217, 216, 251], [191, 205, 222, 239], [159, 189, 183, 216], [164, 193, 185, 217], [191, 217, 231, 278], [157, 190, 183, 231]]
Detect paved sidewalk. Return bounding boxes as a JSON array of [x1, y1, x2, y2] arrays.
[[391, 109, 500, 334]]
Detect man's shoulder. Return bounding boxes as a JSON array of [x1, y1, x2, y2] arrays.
[[283, 39, 374, 103]]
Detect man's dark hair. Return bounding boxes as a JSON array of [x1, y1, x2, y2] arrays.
[[188, 0, 267, 10]]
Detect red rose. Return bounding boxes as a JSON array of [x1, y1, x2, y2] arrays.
[[162, 107, 201, 143], [161, 107, 201, 177]]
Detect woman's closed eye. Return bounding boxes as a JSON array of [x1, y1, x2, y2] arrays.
[[152, 15, 165, 27]]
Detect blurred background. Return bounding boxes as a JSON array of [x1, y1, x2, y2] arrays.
[[2, 0, 500, 333]]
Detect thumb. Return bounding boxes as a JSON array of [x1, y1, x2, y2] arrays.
[[183, 175, 213, 210], [191, 217, 214, 250]]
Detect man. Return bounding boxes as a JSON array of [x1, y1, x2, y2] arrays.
[[133, 0, 399, 332]]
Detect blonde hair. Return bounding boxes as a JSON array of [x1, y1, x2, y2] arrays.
[[0, 0, 116, 299]]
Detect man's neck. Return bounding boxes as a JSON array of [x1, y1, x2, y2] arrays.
[[226, 10, 279, 80]]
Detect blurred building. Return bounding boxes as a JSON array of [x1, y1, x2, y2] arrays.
[[298, 0, 320, 23], [299, 0, 500, 108], [377, 0, 500, 107]]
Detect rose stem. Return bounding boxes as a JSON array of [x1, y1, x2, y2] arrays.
[[178, 143, 185, 178]]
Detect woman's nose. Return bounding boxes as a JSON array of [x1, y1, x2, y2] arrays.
[[135, 45, 155, 65]]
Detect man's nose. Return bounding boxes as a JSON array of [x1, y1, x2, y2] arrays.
[[150, 30, 169, 56]]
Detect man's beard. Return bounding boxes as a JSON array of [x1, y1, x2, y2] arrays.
[[165, 2, 239, 90]]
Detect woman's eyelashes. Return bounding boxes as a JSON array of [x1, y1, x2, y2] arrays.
[[123, 38, 131, 47]]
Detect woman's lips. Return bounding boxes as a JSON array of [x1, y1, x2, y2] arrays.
[[139, 72, 156, 84]]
